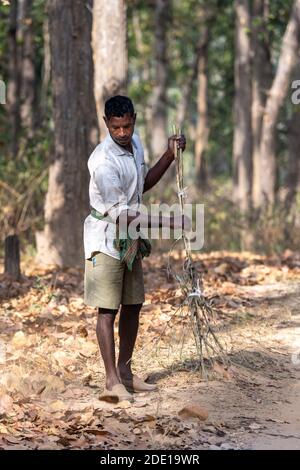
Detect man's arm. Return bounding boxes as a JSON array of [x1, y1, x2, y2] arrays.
[[143, 135, 186, 193], [116, 209, 191, 231]]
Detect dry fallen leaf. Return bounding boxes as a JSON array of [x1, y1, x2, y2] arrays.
[[0, 393, 14, 414], [76, 325, 88, 338], [178, 405, 209, 421], [213, 362, 232, 381], [0, 423, 9, 434], [11, 331, 31, 348], [49, 400, 67, 412], [214, 263, 230, 276], [52, 351, 74, 367], [116, 400, 132, 409]]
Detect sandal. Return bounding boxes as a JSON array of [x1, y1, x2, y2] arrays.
[[121, 375, 158, 393], [99, 383, 134, 403]]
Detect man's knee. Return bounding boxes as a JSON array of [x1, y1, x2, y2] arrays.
[[121, 303, 143, 314], [98, 307, 118, 316]]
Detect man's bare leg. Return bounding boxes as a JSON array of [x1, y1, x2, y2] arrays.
[[96, 308, 120, 390], [117, 303, 143, 380]]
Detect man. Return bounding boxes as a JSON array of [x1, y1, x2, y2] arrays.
[[84, 95, 187, 402]]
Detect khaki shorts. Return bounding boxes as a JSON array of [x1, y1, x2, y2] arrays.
[[84, 252, 145, 309]]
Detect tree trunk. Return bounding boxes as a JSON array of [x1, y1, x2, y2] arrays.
[[177, 22, 210, 131], [36, 0, 99, 268], [259, 0, 300, 207], [195, 26, 209, 188], [7, 0, 20, 157], [19, 0, 35, 135], [40, 16, 51, 123], [132, 9, 152, 163], [233, 0, 252, 213], [150, 0, 169, 160], [286, 108, 300, 210], [251, 0, 273, 208], [4, 235, 21, 280], [92, 0, 128, 139], [177, 55, 198, 132], [285, 63, 300, 210]]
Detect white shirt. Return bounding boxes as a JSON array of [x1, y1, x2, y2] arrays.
[[83, 132, 149, 260]]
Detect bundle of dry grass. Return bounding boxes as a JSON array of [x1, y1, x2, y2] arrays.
[[165, 126, 228, 377]]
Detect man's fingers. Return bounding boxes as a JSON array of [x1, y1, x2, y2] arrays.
[[176, 136, 186, 149], [168, 134, 186, 153]]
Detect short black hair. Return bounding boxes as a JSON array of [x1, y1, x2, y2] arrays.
[[104, 95, 135, 120]]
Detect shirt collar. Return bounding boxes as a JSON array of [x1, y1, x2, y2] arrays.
[[105, 132, 137, 157]]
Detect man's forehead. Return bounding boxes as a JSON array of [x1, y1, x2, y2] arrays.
[[108, 113, 135, 126]]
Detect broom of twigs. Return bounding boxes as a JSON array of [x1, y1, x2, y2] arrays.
[[165, 125, 228, 378]]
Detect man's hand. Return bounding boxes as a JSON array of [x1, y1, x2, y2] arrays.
[[143, 134, 187, 193], [167, 134, 186, 160]]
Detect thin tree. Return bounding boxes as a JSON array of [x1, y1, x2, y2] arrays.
[[7, 0, 20, 157], [195, 25, 210, 188], [251, 0, 273, 209], [150, 0, 170, 160], [285, 62, 300, 210], [19, 0, 35, 135], [36, 0, 99, 267], [233, 0, 252, 213], [259, 0, 300, 207], [92, 0, 128, 139]]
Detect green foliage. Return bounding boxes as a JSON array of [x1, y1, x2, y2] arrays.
[[0, 0, 299, 257], [0, 0, 50, 249]]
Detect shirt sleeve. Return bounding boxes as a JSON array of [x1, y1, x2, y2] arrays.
[[93, 164, 130, 223], [133, 132, 149, 185]]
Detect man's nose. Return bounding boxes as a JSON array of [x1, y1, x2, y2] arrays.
[[119, 128, 125, 137]]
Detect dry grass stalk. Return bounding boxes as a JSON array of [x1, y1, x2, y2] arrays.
[[164, 125, 228, 377]]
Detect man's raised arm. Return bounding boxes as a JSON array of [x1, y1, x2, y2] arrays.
[[143, 134, 186, 193]]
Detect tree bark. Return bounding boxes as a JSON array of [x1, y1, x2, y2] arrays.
[[259, 0, 300, 207], [7, 0, 20, 157], [251, 0, 273, 208], [177, 26, 208, 132], [92, 0, 128, 139], [150, 0, 170, 160], [132, 9, 152, 163], [39, 15, 51, 123], [233, 0, 252, 213], [285, 63, 300, 210], [286, 108, 300, 210], [4, 235, 21, 280], [195, 26, 209, 188], [177, 56, 198, 132], [36, 0, 99, 268], [19, 0, 35, 135]]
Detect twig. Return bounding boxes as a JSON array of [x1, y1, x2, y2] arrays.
[[164, 124, 228, 375]]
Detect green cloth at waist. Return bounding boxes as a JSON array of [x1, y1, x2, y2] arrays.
[[90, 207, 151, 271]]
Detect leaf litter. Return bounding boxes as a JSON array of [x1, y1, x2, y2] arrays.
[[1, 250, 300, 449]]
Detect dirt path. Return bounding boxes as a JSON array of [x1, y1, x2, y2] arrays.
[[128, 280, 300, 450], [1, 254, 300, 450], [238, 283, 300, 450], [81, 280, 300, 450]]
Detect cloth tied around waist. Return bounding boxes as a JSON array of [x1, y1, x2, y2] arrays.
[[90, 207, 151, 271]]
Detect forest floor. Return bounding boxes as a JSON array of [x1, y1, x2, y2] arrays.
[[0, 249, 300, 450]]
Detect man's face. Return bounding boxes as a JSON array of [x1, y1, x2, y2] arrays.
[[104, 112, 136, 147]]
